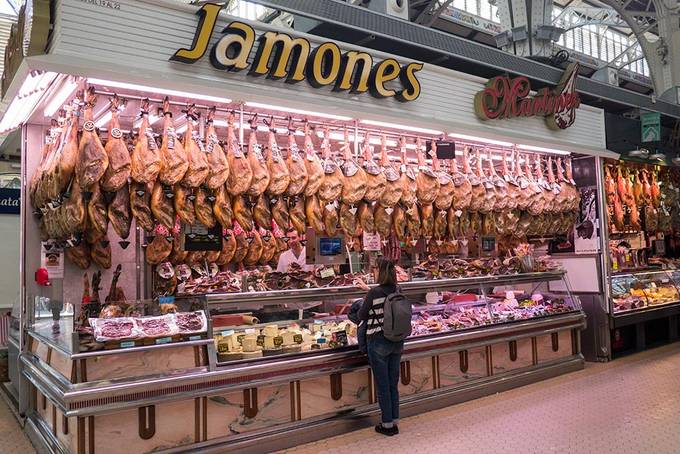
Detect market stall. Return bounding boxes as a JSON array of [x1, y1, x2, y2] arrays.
[[3, 1, 614, 452], [603, 158, 680, 356]]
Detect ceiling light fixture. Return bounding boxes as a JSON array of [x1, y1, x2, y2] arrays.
[[516, 144, 571, 155], [360, 119, 443, 135], [43, 77, 78, 117], [448, 133, 514, 147], [244, 101, 353, 121], [649, 150, 666, 160], [87, 78, 233, 105], [628, 148, 649, 157]]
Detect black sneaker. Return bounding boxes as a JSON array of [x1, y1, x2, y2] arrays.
[[375, 424, 398, 436]]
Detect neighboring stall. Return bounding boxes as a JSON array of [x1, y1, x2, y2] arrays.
[[1, 1, 615, 452], [602, 157, 680, 357]]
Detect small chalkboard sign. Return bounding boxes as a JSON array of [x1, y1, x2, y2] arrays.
[[481, 236, 497, 257], [426, 140, 456, 159], [182, 222, 222, 251]]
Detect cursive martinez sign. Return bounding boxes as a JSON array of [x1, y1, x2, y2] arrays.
[[474, 63, 581, 130], [170, 4, 423, 102], [0, 188, 20, 214]]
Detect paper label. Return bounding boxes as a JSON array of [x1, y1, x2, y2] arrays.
[[155, 337, 173, 345], [146, 129, 158, 150], [41, 242, 64, 279], [206, 133, 218, 153], [343, 159, 360, 177], [120, 341, 136, 348], [455, 210, 463, 218], [385, 207, 394, 215], [349, 206, 358, 215], [363, 232, 382, 251], [111, 128, 123, 139], [83, 121, 95, 132], [166, 127, 176, 149]]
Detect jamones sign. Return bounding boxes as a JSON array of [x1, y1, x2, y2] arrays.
[[171, 4, 423, 102]]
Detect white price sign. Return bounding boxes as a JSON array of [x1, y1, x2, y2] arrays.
[[362, 232, 382, 251]]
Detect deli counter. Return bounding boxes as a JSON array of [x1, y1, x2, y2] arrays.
[[22, 271, 585, 454]]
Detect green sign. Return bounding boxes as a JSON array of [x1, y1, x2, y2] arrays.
[[641, 112, 661, 142]]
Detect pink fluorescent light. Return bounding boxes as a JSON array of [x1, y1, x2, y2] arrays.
[[44, 78, 79, 117], [360, 119, 442, 135], [87, 78, 232, 104], [95, 111, 112, 128], [448, 133, 513, 147], [517, 144, 570, 155], [245, 102, 352, 121], [134, 114, 162, 129]]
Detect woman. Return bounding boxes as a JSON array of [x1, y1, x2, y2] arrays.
[[358, 258, 403, 436]]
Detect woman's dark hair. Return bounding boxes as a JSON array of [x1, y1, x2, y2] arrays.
[[376, 258, 397, 286]]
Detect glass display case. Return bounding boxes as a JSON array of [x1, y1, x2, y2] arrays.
[[208, 271, 580, 365], [611, 270, 680, 314]]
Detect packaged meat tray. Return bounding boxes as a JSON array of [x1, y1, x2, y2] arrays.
[[134, 314, 178, 338], [89, 317, 141, 342], [174, 311, 208, 334]]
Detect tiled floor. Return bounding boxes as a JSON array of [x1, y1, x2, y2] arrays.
[[1, 345, 679, 454], [0, 391, 34, 453], [281, 343, 680, 454]]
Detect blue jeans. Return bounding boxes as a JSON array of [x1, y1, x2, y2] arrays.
[[367, 333, 404, 424]]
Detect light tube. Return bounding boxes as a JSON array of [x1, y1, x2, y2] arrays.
[[44, 80, 78, 117], [94, 111, 112, 129], [245, 101, 353, 121], [360, 119, 443, 135], [516, 144, 571, 155], [448, 133, 514, 147], [87, 78, 232, 105]]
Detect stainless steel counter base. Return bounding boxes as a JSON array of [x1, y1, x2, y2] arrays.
[[22, 312, 585, 454]]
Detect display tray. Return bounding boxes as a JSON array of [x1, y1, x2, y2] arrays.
[[612, 301, 680, 328]]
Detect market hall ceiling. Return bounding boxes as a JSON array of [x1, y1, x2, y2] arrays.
[[231, 0, 680, 120]]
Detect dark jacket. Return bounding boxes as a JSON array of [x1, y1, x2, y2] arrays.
[[348, 299, 367, 354], [358, 284, 397, 338]]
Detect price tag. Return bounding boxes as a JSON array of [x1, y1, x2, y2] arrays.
[[155, 337, 173, 345], [245, 328, 256, 334], [274, 336, 284, 347], [320, 268, 336, 279], [188, 335, 202, 341], [120, 341, 136, 349], [334, 330, 348, 345], [363, 232, 381, 251], [257, 335, 266, 346], [220, 330, 235, 337], [293, 334, 303, 344]]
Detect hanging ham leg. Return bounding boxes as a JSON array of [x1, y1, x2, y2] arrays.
[[465, 146, 485, 212], [358, 201, 375, 234], [173, 185, 196, 225], [213, 186, 233, 229], [450, 153, 472, 211], [181, 105, 210, 188], [225, 112, 253, 195], [487, 152, 507, 211], [130, 98, 162, 184], [398, 137, 418, 207], [108, 183, 131, 240], [246, 115, 270, 197], [289, 197, 306, 234], [131, 182, 155, 231], [341, 129, 367, 204], [151, 181, 175, 230], [158, 97, 188, 186], [433, 142, 455, 211], [76, 87, 109, 190], [362, 132, 386, 203], [305, 195, 324, 234], [375, 204, 393, 239], [253, 193, 272, 230], [232, 195, 254, 232], [264, 117, 290, 195], [323, 201, 339, 237], [194, 188, 216, 228], [87, 183, 108, 241], [476, 149, 495, 213], [378, 135, 403, 207], [317, 128, 344, 201], [415, 137, 439, 205], [205, 107, 230, 189], [303, 121, 324, 197], [285, 118, 308, 196], [339, 203, 359, 237], [101, 94, 131, 192]]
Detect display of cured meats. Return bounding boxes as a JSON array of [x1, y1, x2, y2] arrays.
[[180, 105, 210, 188], [76, 87, 109, 190], [101, 94, 131, 192], [225, 112, 253, 195], [158, 97, 188, 186], [130, 98, 162, 184]]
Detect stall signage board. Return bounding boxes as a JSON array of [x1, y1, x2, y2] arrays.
[[183, 223, 222, 252], [171, 4, 423, 102], [362, 232, 382, 251], [641, 112, 661, 142], [0, 188, 20, 214], [474, 63, 581, 130]]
